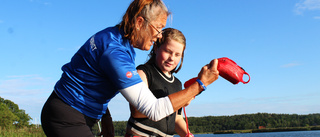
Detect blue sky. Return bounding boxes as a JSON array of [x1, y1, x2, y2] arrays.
[[1, 0, 319, 124]]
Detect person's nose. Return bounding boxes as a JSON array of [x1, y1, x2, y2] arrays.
[[157, 33, 162, 39], [168, 54, 175, 61]]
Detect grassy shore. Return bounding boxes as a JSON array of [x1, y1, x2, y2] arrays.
[[0, 126, 46, 137]]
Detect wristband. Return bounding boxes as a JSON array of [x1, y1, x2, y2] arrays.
[[196, 79, 206, 91]]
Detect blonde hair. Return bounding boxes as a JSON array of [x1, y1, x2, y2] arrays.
[[118, 0, 170, 45], [147, 28, 186, 73]]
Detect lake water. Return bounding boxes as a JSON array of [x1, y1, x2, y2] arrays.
[[175, 130, 320, 137]]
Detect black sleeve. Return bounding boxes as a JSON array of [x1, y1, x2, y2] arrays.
[[178, 108, 182, 115]]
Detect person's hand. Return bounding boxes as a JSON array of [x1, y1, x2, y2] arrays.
[[185, 133, 194, 137], [197, 59, 219, 87], [183, 97, 194, 107], [99, 116, 114, 137], [99, 109, 114, 137]]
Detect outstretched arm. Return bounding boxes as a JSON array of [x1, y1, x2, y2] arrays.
[[169, 59, 219, 111], [175, 113, 193, 137], [120, 59, 219, 121]]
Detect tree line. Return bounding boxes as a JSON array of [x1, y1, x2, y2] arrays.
[[186, 113, 320, 133], [112, 113, 320, 136], [1, 96, 319, 136]]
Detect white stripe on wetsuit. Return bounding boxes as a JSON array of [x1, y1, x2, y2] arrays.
[[127, 117, 173, 137]]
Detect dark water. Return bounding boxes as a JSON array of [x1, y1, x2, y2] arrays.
[[175, 130, 320, 137]]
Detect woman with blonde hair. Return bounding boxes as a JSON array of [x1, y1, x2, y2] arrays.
[[126, 28, 194, 137]]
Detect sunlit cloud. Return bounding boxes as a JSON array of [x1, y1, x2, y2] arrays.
[[44, 2, 51, 5], [280, 62, 302, 68], [57, 46, 81, 51], [0, 74, 55, 124], [294, 0, 320, 15], [314, 16, 320, 19], [28, 0, 51, 6], [0, 74, 54, 96]]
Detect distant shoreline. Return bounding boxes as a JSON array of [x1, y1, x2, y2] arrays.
[[212, 126, 320, 134]]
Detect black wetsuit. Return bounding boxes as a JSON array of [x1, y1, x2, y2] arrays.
[[127, 63, 182, 137]]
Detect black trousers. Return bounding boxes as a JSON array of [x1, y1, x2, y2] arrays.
[[41, 91, 99, 137]]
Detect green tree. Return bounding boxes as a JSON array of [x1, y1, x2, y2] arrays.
[[0, 96, 32, 127], [0, 103, 18, 129]]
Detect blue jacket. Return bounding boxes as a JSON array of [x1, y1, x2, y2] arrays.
[[54, 26, 142, 119]]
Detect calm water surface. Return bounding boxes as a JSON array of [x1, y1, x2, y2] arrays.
[[176, 130, 320, 137]]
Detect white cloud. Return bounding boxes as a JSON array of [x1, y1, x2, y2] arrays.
[[314, 16, 320, 19], [43, 2, 51, 5], [0, 74, 54, 96], [0, 74, 55, 123], [28, 0, 51, 6], [294, 0, 320, 15], [280, 62, 302, 68], [57, 46, 81, 51]]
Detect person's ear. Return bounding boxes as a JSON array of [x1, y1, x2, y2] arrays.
[[136, 16, 144, 30]]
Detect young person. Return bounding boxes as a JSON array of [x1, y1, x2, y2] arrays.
[[125, 28, 194, 137], [41, 0, 219, 136]]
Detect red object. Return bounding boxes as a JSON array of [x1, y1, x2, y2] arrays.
[[217, 57, 250, 84], [183, 107, 194, 137], [184, 57, 250, 86], [125, 133, 140, 137], [184, 77, 197, 88]]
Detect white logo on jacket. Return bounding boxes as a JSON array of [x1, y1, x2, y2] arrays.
[[90, 35, 97, 51]]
